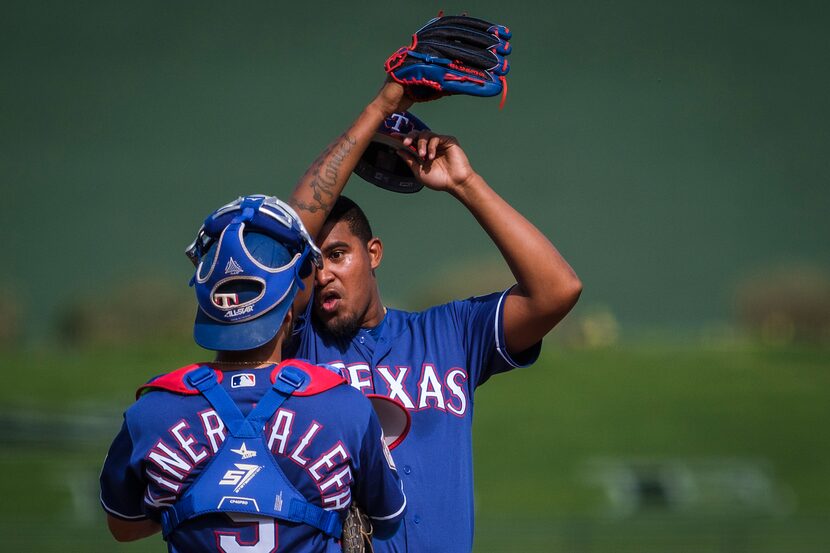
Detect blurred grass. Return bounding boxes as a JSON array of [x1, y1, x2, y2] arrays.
[[474, 345, 830, 515], [0, 342, 828, 551]]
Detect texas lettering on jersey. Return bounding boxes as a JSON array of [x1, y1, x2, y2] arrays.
[[326, 361, 469, 415], [144, 408, 354, 511], [282, 293, 542, 553]]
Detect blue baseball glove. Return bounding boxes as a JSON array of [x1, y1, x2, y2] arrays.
[[385, 14, 512, 108]]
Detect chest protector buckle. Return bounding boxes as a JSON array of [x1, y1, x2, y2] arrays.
[[160, 365, 343, 539]]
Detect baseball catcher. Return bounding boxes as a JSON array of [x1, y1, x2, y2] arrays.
[[100, 195, 410, 552]]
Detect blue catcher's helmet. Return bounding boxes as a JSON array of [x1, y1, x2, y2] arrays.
[[185, 195, 322, 351]]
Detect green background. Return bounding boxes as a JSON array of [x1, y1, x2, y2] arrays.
[[3, 0, 828, 338], [1, 1, 829, 551]]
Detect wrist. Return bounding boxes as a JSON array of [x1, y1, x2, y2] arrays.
[[369, 81, 411, 117], [449, 172, 485, 201], [364, 100, 392, 122]]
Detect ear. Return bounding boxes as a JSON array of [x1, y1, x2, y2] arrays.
[[278, 304, 295, 341], [367, 237, 383, 270]]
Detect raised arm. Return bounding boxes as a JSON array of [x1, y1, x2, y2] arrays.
[[288, 82, 412, 239], [286, 82, 412, 313], [399, 132, 582, 354]]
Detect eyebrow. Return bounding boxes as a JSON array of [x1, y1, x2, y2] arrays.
[[323, 241, 351, 252]]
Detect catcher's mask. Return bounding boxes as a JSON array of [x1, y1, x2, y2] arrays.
[[354, 111, 430, 194], [185, 195, 322, 351]]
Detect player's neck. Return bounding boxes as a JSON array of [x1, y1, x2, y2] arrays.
[[213, 335, 283, 367], [361, 290, 387, 329]]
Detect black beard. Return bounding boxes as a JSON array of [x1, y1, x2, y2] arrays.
[[322, 312, 362, 340]]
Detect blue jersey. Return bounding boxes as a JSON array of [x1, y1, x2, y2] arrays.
[[287, 289, 541, 553], [100, 362, 406, 553]]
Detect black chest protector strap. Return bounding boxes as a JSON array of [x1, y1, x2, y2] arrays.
[[160, 365, 343, 539]]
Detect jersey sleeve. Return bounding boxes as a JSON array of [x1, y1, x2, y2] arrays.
[[352, 409, 406, 539], [455, 286, 542, 387], [100, 417, 148, 521]]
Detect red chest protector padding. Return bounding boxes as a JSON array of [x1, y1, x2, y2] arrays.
[[136, 359, 346, 399]]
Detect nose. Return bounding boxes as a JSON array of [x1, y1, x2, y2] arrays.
[[315, 262, 334, 286]]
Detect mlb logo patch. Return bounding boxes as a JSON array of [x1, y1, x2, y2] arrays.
[[231, 373, 256, 388]]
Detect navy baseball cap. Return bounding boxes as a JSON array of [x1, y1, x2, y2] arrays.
[[353, 111, 430, 194], [187, 196, 322, 352]]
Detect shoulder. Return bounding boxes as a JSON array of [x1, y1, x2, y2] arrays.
[[306, 374, 373, 412], [386, 303, 454, 325], [422, 290, 506, 314], [283, 360, 374, 415], [290, 375, 376, 450], [134, 363, 209, 399], [122, 386, 189, 438], [392, 290, 506, 325]]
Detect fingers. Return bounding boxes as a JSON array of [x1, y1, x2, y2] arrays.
[[427, 135, 440, 160], [395, 148, 418, 170], [400, 131, 456, 161], [395, 148, 431, 181], [389, 132, 419, 160]]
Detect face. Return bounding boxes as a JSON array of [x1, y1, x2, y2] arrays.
[[313, 219, 383, 339]]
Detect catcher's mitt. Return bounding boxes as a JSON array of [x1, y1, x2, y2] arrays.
[[342, 503, 373, 553], [385, 13, 512, 108]]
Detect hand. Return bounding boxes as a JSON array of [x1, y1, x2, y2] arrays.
[[371, 79, 414, 117], [397, 131, 477, 193]]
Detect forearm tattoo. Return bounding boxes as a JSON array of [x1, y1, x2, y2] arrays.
[[290, 133, 357, 215]]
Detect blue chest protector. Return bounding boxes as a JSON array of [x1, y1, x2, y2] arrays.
[[160, 365, 343, 540]]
